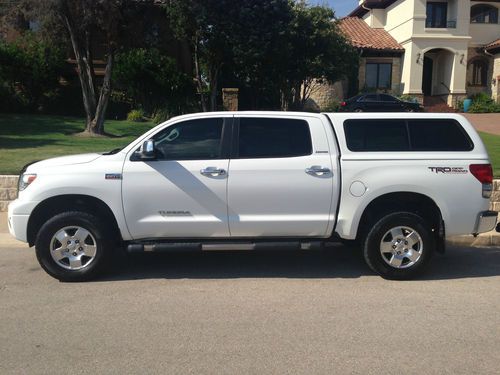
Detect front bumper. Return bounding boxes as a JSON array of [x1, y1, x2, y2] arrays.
[[7, 199, 38, 243], [474, 210, 498, 234]]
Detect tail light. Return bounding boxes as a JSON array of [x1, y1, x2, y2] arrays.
[[470, 164, 493, 198]]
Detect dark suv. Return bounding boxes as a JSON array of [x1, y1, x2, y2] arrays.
[[339, 94, 423, 112]]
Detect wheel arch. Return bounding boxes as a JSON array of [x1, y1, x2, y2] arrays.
[[356, 192, 444, 249], [27, 194, 122, 247]]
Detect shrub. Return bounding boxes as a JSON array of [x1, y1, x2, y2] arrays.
[[127, 109, 146, 122], [113, 48, 195, 116], [468, 102, 500, 113], [152, 108, 171, 124], [398, 95, 419, 103], [321, 99, 340, 112], [471, 92, 492, 104], [0, 33, 65, 112], [468, 92, 500, 113]]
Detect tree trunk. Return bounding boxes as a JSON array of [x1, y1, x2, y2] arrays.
[[194, 37, 207, 112], [63, 13, 97, 127], [88, 50, 114, 135], [209, 66, 219, 111], [60, 0, 110, 136]]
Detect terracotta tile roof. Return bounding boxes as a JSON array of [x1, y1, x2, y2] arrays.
[[485, 39, 500, 52], [339, 17, 403, 52]]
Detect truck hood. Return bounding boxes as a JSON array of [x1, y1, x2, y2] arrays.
[[26, 153, 102, 171]]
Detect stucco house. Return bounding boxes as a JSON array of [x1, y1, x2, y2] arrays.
[[346, 0, 499, 107]]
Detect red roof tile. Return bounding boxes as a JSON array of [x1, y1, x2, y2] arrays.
[[339, 17, 404, 52], [485, 39, 500, 52]]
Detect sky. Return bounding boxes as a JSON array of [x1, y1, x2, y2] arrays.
[[310, 0, 359, 17]]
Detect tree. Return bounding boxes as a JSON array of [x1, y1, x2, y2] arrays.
[[113, 48, 195, 116], [280, 4, 358, 110], [166, 0, 234, 112], [167, 1, 358, 112], [0, 33, 65, 111], [11, 0, 126, 135]]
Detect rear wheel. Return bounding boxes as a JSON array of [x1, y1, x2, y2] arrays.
[[35, 211, 113, 281], [362, 212, 434, 279]]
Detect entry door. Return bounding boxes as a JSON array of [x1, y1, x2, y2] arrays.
[[122, 117, 231, 239], [423, 57, 433, 96], [227, 116, 336, 237]]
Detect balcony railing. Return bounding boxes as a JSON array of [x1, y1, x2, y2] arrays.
[[425, 19, 457, 28]]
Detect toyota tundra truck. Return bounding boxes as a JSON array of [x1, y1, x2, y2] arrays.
[[7, 112, 498, 281]]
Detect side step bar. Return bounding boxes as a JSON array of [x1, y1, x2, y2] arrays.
[[126, 241, 325, 253]]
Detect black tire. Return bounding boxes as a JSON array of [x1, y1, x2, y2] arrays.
[[35, 211, 113, 282], [362, 212, 435, 280]]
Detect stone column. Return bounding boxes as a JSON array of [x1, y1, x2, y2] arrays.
[[222, 88, 239, 111]]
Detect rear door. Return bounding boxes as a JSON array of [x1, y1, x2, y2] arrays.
[[227, 115, 337, 237]]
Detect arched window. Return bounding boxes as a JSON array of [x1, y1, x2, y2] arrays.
[[471, 60, 488, 86], [471, 4, 498, 24]]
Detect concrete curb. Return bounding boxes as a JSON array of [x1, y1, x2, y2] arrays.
[[447, 231, 500, 248]]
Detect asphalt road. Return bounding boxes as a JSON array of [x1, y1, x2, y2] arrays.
[[1, 241, 499, 375]]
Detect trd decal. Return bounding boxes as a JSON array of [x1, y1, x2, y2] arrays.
[[428, 167, 468, 174]]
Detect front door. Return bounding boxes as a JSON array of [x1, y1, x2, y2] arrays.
[[227, 115, 336, 237], [122, 116, 232, 239], [423, 57, 433, 96]]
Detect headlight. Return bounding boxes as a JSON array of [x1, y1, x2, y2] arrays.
[[18, 173, 37, 192]]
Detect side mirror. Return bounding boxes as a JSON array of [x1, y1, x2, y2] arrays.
[[140, 139, 157, 160]]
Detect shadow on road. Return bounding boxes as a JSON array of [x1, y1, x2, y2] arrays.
[[100, 244, 500, 282]]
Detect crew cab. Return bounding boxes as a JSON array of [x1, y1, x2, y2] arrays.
[[8, 112, 497, 281]]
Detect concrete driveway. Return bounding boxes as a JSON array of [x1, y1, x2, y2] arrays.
[[464, 113, 500, 135], [1, 237, 499, 374]]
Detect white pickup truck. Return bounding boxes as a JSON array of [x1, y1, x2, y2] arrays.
[[8, 112, 498, 281]]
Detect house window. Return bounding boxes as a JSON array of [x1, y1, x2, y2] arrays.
[[426, 2, 448, 28], [365, 63, 392, 89], [471, 5, 498, 24], [471, 60, 488, 86]]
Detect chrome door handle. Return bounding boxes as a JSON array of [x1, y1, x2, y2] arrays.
[[200, 167, 226, 176], [305, 166, 331, 176]]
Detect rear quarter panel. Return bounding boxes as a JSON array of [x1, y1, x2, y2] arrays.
[[325, 113, 491, 239]]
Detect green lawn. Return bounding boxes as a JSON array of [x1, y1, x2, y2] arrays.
[[0, 113, 155, 175], [479, 132, 500, 178], [1, 114, 500, 178]]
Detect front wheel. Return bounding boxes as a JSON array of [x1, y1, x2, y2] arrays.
[[362, 212, 435, 279], [35, 211, 113, 282]]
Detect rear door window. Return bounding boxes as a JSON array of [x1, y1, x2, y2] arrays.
[[237, 118, 312, 158]]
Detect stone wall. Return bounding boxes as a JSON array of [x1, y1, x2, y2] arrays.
[[0, 176, 18, 212], [358, 56, 403, 95], [466, 47, 494, 98], [306, 80, 346, 111]]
